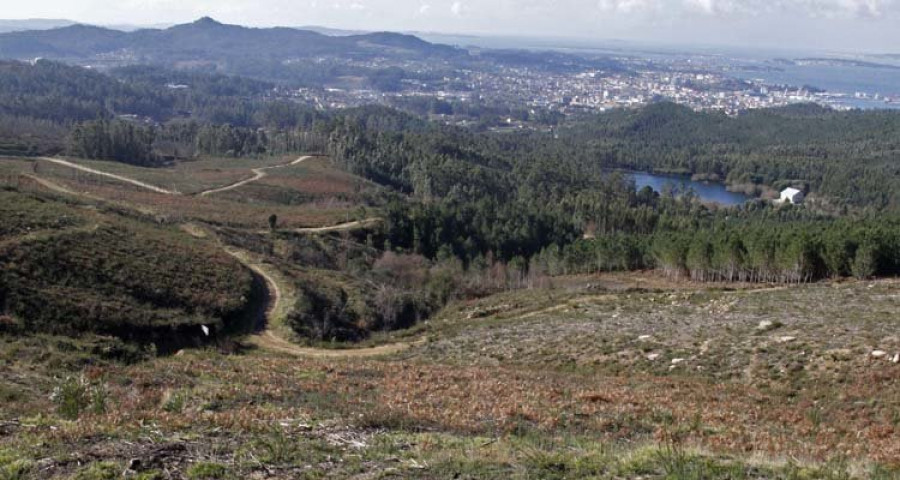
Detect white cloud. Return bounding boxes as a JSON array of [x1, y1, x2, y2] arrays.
[[593, 0, 898, 17], [597, 0, 656, 13], [3, 0, 899, 51], [684, 0, 716, 14]]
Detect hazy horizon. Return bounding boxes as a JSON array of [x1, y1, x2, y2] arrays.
[[1, 0, 899, 55]]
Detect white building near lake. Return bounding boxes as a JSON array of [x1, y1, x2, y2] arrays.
[[780, 188, 805, 205]]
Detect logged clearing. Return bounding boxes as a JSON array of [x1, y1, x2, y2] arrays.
[[3, 277, 900, 479]]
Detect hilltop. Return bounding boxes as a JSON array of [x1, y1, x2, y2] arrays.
[[0, 17, 463, 64]]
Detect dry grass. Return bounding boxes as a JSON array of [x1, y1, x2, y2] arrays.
[[43, 156, 300, 194], [255, 156, 377, 196], [1, 156, 378, 228], [3, 155, 900, 478], [3, 281, 900, 477]]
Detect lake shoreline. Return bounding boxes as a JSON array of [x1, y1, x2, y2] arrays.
[[605, 168, 757, 206]]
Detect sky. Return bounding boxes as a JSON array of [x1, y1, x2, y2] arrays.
[[3, 0, 900, 53]]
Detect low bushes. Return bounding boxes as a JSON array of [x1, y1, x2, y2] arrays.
[[0, 191, 255, 344]]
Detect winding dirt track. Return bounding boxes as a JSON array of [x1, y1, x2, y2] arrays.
[[223, 247, 419, 358], [256, 329, 418, 358], [38, 157, 180, 194], [290, 217, 383, 234], [38, 155, 313, 197], [29, 157, 409, 358], [197, 155, 312, 197]]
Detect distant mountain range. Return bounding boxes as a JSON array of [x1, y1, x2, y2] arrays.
[[295, 26, 370, 37], [0, 19, 370, 35], [0, 17, 629, 89], [0, 19, 76, 33], [0, 17, 463, 63]]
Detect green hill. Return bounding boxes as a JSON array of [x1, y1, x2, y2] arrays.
[[0, 17, 463, 65]]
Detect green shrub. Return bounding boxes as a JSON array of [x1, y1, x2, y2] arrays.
[[0, 384, 22, 403], [186, 462, 228, 480], [249, 428, 298, 464], [162, 389, 187, 413], [73, 462, 119, 480], [288, 283, 362, 342], [0, 450, 33, 480], [51, 375, 107, 420], [133, 472, 164, 480]]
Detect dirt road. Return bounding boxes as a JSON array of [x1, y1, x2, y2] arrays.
[[291, 217, 383, 234], [198, 156, 312, 197], [254, 329, 419, 358], [222, 246, 418, 358], [37, 156, 313, 197], [28, 158, 410, 358], [38, 157, 180, 194]]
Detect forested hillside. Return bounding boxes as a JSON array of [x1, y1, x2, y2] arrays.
[[0, 18, 463, 61], [0, 18, 464, 87], [322, 106, 900, 283], [3, 59, 900, 287], [553, 103, 900, 210], [4, 59, 897, 213], [0, 59, 327, 158]]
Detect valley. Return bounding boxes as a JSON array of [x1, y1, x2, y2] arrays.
[[2, 151, 900, 479], [1, 21, 900, 479]]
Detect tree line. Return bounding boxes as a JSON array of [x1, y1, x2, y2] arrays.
[[324, 106, 900, 284], [537, 217, 900, 283], [549, 102, 900, 211], [66, 119, 329, 165]]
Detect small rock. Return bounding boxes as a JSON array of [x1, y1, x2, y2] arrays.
[[757, 320, 774, 331], [647, 353, 661, 361], [872, 350, 888, 358], [892, 354, 899, 364], [778, 336, 797, 343], [671, 358, 685, 365], [638, 335, 652, 341]]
